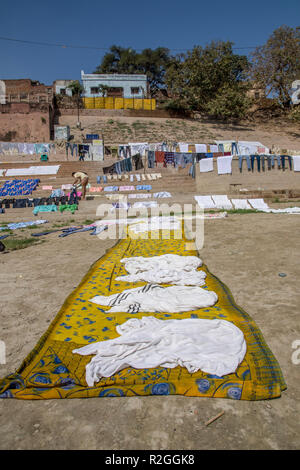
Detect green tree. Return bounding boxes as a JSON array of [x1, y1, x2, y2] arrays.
[[67, 81, 84, 125], [164, 41, 250, 118], [251, 25, 300, 108]]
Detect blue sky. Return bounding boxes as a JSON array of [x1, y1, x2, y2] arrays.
[[0, 0, 299, 85]]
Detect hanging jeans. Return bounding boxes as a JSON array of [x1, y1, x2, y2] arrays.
[[251, 155, 260, 172], [280, 155, 292, 171], [238, 155, 251, 172], [115, 161, 122, 175], [286, 155, 292, 170], [148, 151, 155, 169], [260, 155, 265, 172], [267, 155, 272, 170], [271, 155, 281, 169], [232, 142, 239, 155], [97, 176, 101, 184], [71, 144, 78, 157]]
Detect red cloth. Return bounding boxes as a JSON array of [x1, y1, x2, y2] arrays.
[[155, 151, 165, 163]]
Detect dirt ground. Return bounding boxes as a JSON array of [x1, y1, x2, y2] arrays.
[[58, 115, 300, 151], [0, 195, 300, 450]]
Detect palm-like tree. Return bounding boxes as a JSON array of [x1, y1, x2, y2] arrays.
[[67, 81, 84, 126]]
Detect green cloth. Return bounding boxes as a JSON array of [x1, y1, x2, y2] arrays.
[[33, 205, 57, 215], [59, 204, 78, 214]]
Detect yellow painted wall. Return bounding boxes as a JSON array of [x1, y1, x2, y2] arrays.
[[83, 97, 156, 110]]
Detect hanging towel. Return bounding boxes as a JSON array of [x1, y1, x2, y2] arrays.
[[217, 156, 233, 175], [179, 143, 189, 153], [199, 158, 213, 173], [195, 144, 207, 153], [293, 156, 300, 171]]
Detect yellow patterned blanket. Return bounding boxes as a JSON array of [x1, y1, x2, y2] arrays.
[[0, 231, 286, 400]]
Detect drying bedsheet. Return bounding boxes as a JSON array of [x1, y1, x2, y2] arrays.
[[194, 196, 216, 209], [5, 166, 60, 177], [0, 230, 286, 400], [211, 195, 233, 210], [231, 199, 252, 210]]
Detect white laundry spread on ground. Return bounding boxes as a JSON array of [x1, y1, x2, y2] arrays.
[[73, 316, 246, 386], [153, 192, 171, 198], [132, 201, 158, 209], [248, 198, 300, 214], [211, 195, 233, 210], [194, 195, 216, 209], [5, 165, 60, 176], [116, 254, 207, 286], [89, 283, 218, 313], [128, 193, 152, 199], [231, 199, 251, 210]]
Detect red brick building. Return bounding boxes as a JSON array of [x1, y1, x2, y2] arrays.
[[2, 79, 53, 103]]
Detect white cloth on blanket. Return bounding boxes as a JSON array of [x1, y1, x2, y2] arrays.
[[211, 195, 233, 210], [199, 158, 213, 172], [217, 156, 232, 175], [129, 219, 181, 233], [194, 195, 216, 209], [116, 254, 206, 286], [73, 316, 246, 386], [231, 199, 251, 210], [89, 283, 218, 313]]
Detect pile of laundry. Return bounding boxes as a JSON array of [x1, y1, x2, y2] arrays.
[[73, 253, 247, 386]]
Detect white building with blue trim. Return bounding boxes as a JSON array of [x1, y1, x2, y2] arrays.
[[81, 70, 148, 99]]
